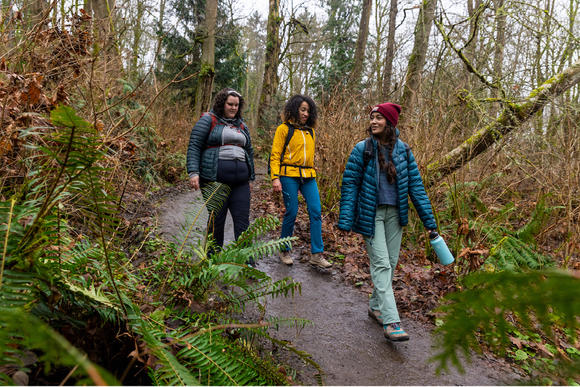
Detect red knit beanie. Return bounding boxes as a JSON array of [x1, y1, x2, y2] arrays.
[[370, 102, 401, 127]]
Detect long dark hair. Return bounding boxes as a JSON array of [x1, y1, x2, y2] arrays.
[[212, 88, 245, 119], [367, 121, 397, 184], [283, 94, 318, 127]]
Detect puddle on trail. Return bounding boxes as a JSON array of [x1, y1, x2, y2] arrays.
[[158, 188, 521, 386]]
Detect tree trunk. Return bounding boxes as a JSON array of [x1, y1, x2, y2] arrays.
[[257, 0, 281, 134], [400, 0, 437, 112], [426, 59, 580, 183], [193, 0, 218, 118], [464, 0, 481, 88], [349, 0, 372, 89], [381, 0, 398, 99], [154, 0, 166, 82], [130, 0, 146, 79], [490, 0, 506, 118], [86, 0, 116, 51]]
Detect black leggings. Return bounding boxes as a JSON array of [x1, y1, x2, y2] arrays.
[[202, 159, 250, 249]]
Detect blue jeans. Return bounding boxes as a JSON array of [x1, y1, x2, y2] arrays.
[[280, 176, 323, 254]]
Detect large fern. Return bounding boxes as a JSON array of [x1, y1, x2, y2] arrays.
[[482, 196, 558, 272]]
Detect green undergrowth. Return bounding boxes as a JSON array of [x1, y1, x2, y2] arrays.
[[419, 175, 578, 384], [0, 105, 320, 385]]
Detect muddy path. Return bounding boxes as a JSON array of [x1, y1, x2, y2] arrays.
[[156, 169, 521, 386]]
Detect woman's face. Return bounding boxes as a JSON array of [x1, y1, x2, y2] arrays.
[[298, 101, 310, 125], [370, 112, 387, 136], [224, 96, 240, 119]]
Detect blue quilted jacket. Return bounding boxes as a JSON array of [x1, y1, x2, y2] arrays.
[[338, 136, 437, 237], [186, 111, 255, 182]]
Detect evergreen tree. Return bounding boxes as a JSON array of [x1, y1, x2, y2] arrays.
[[157, 0, 246, 106], [310, 0, 361, 100]]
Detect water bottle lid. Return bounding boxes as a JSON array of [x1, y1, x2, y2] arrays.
[[429, 230, 439, 240]]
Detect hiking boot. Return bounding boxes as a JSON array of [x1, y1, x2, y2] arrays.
[[309, 253, 332, 268], [368, 307, 383, 325], [384, 323, 409, 342], [279, 251, 293, 265], [299, 254, 310, 263]]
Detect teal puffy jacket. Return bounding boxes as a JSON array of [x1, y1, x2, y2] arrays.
[[186, 111, 255, 182], [338, 136, 436, 237]]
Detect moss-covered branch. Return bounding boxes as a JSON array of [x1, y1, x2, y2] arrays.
[[426, 58, 580, 184]]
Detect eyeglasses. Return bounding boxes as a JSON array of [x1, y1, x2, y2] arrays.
[[227, 90, 241, 97]]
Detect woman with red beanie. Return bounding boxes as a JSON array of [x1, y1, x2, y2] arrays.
[[337, 102, 437, 341]]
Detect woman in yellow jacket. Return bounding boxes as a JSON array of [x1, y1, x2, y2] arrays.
[[270, 95, 331, 268]]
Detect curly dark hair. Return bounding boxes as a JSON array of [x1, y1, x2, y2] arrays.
[[367, 120, 398, 184], [212, 88, 245, 119], [282, 94, 318, 127]]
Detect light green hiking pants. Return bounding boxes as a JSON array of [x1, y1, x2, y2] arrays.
[[364, 205, 403, 325]]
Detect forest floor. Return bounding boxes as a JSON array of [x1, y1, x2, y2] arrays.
[[153, 161, 524, 385]]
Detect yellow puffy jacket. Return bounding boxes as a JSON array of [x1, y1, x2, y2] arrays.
[[270, 122, 317, 180]]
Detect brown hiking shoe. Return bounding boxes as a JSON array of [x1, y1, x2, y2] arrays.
[[368, 307, 383, 325], [279, 251, 293, 265], [309, 253, 332, 268], [299, 254, 310, 263]]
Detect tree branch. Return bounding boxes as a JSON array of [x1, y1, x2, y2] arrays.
[[426, 58, 580, 184]]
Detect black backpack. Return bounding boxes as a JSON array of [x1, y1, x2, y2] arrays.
[[268, 123, 314, 175]]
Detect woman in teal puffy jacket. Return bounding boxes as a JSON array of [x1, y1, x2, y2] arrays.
[[338, 102, 437, 342]]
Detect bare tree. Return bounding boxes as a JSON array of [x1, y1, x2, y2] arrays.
[[381, 0, 398, 99], [129, 0, 146, 79], [490, 0, 506, 117], [258, 0, 282, 133], [400, 0, 437, 112], [193, 0, 217, 118], [349, 0, 372, 89], [464, 0, 482, 88]]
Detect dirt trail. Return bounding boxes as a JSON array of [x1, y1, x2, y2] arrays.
[[157, 171, 521, 385]]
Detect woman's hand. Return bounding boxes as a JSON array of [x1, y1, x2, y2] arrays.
[[189, 175, 200, 191], [272, 178, 282, 192]]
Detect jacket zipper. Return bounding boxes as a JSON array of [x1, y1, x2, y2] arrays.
[[301, 131, 307, 166]]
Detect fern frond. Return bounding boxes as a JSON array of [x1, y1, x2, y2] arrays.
[[219, 237, 297, 265], [201, 181, 231, 215], [174, 327, 285, 385], [485, 235, 553, 271], [230, 215, 281, 248], [0, 270, 35, 312], [135, 320, 200, 386]]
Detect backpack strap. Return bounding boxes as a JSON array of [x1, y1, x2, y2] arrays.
[[279, 123, 296, 165], [204, 112, 218, 135]]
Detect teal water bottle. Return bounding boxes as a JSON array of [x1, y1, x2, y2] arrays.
[[429, 231, 454, 265]]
